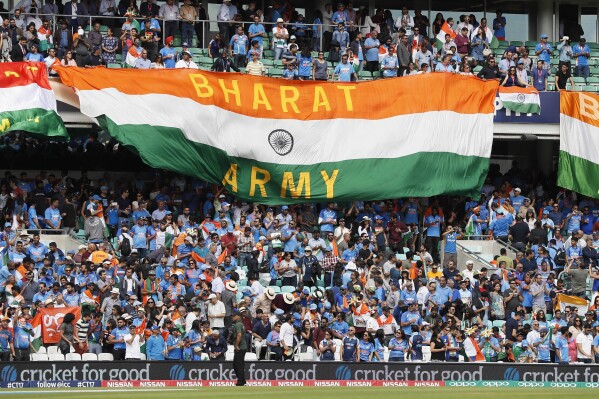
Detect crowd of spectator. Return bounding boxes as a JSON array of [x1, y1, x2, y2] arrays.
[[0, 166, 598, 365], [0, 0, 593, 85]]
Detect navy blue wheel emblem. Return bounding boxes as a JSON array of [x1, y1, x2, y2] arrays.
[[268, 129, 294, 156]]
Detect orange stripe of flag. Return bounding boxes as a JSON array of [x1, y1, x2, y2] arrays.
[[55, 67, 498, 121], [561, 91, 599, 129]]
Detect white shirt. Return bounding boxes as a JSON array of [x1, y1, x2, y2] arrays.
[[207, 300, 225, 328], [211, 277, 224, 294], [124, 333, 143, 359], [250, 280, 264, 296], [185, 312, 198, 333], [99, 0, 115, 15], [366, 316, 379, 332], [279, 322, 294, 346], [576, 332, 593, 359], [217, 2, 230, 21], [526, 329, 540, 346], [175, 59, 198, 69], [159, 3, 179, 20], [334, 226, 350, 244]]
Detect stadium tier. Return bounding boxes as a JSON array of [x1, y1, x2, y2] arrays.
[[3, 3, 599, 390]]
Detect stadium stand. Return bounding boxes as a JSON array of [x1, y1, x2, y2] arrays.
[[0, 3, 598, 367]]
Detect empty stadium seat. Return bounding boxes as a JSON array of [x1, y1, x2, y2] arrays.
[[31, 353, 49, 361], [66, 353, 82, 361], [48, 354, 65, 361], [245, 353, 258, 361], [268, 286, 281, 293], [47, 346, 60, 355], [98, 353, 114, 361], [140, 353, 147, 360], [36, 346, 47, 354], [82, 353, 98, 361], [225, 352, 234, 361], [281, 285, 295, 293]]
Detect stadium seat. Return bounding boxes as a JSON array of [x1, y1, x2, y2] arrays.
[[47, 346, 60, 355], [397, 254, 407, 261], [98, 353, 114, 361], [584, 85, 599, 92], [274, 60, 284, 68], [244, 352, 258, 361], [237, 279, 247, 287], [262, 59, 274, 67], [281, 285, 295, 293], [31, 353, 48, 361], [140, 353, 147, 360], [36, 346, 47, 354], [268, 286, 281, 293], [235, 292, 243, 301], [358, 70, 373, 81], [525, 40, 537, 48], [573, 76, 586, 84], [510, 40, 523, 46], [263, 50, 275, 58], [422, 345, 431, 362], [225, 352, 234, 361], [66, 353, 82, 361], [48, 354, 65, 361], [492, 320, 506, 329], [372, 71, 381, 79], [588, 77, 599, 84], [108, 63, 121, 69], [82, 353, 98, 361], [545, 314, 553, 321]]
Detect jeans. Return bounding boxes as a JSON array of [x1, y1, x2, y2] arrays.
[[274, 47, 285, 60], [233, 54, 246, 68], [14, 348, 29, 361], [239, 253, 252, 267], [182, 22, 195, 46], [164, 21, 179, 43], [88, 342, 103, 355], [233, 349, 247, 385], [218, 22, 229, 44], [577, 65, 590, 83], [282, 276, 297, 287]]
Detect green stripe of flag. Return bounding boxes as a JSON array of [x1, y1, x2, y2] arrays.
[[0, 108, 68, 138], [558, 150, 599, 199]]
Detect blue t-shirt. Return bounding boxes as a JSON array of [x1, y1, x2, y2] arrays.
[[248, 23, 265, 45], [230, 34, 248, 55], [0, 329, 13, 352], [44, 207, 62, 228], [319, 209, 337, 233], [381, 55, 398, 77], [388, 338, 409, 359], [489, 216, 509, 237], [425, 215, 442, 237], [358, 340, 374, 361], [567, 213, 582, 233], [297, 55, 313, 77], [14, 324, 31, 348], [573, 44, 590, 66], [107, 208, 119, 226], [364, 38, 380, 61], [111, 326, 129, 350], [404, 203, 419, 224], [334, 62, 353, 82], [444, 232, 457, 253], [131, 225, 148, 249], [410, 334, 424, 360], [160, 46, 177, 68], [400, 310, 421, 335], [535, 42, 553, 62], [534, 336, 551, 361], [555, 335, 569, 362]]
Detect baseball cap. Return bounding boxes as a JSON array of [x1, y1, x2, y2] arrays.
[[91, 195, 102, 200], [540, 34, 548, 39], [276, 18, 284, 23]]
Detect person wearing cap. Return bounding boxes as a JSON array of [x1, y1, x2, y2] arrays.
[[175, 48, 198, 68], [557, 35, 573, 69], [207, 293, 226, 328], [273, 17, 289, 60], [534, 35, 553, 75], [145, 325, 166, 360], [123, 324, 145, 360]]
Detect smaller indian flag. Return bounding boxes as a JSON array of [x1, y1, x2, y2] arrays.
[[31, 311, 43, 351], [436, 21, 456, 44], [498, 86, 541, 114], [125, 47, 140, 68], [0, 62, 67, 137]]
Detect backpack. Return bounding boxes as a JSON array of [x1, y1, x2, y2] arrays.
[[554, 248, 566, 266], [119, 234, 132, 257]]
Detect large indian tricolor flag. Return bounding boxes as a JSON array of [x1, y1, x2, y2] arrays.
[[558, 91, 599, 198], [0, 62, 67, 137], [55, 67, 498, 204]]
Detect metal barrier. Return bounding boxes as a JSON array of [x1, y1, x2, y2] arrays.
[[14, 12, 355, 51]]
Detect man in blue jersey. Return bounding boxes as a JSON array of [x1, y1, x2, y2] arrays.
[[341, 326, 359, 361], [442, 225, 462, 266], [489, 208, 510, 241], [332, 54, 357, 82], [424, 207, 443, 263]]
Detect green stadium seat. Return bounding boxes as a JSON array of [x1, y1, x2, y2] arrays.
[[262, 59, 274, 66], [359, 70, 373, 80], [268, 286, 281, 293], [547, 83, 556, 91], [584, 85, 598, 92], [573, 76, 586, 84], [281, 285, 295, 293], [372, 71, 381, 79], [588, 42, 599, 49], [591, 51, 599, 58], [525, 40, 537, 48], [263, 50, 275, 58], [238, 67, 246, 74], [591, 67, 599, 76], [273, 59, 283, 68], [268, 68, 284, 77], [587, 76, 599, 84], [199, 56, 213, 66], [550, 67, 557, 75], [473, 66, 482, 73], [510, 40, 523, 46], [107, 63, 121, 69], [100, 25, 109, 32]]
